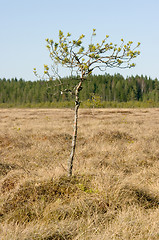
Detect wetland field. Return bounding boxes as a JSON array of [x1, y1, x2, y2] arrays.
[[0, 108, 159, 239]]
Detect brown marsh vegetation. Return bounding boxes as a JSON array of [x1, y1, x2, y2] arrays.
[[0, 108, 159, 239]]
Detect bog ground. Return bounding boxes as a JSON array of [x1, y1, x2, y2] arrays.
[[0, 108, 159, 240]]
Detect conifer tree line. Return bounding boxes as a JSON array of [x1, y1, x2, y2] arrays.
[[0, 74, 159, 105]]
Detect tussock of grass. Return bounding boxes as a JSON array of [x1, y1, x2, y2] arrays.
[[93, 130, 135, 143], [117, 185, 159, 209], [2, 175, 96, 222], [0, 163, 18, 176]]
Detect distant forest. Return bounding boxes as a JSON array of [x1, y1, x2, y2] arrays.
[[0, 74, 159, 106]]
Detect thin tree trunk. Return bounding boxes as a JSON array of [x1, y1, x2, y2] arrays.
[[68, 80, 82, 177]]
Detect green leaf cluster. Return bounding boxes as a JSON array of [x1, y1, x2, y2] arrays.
[[38, 29, 141, 79]]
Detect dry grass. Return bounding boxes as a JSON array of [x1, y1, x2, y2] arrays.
[[0, 108, 159, 239]]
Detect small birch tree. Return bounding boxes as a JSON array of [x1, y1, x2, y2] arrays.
[[34, 29, 140, 177]]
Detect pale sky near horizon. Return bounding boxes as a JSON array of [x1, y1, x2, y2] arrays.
[[0, 0, 159, 81]]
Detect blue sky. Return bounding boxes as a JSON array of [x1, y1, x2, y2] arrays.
[[0, 0, 159, 81]]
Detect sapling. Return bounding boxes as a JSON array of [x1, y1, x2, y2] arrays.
[[34, 29, 140, 177]]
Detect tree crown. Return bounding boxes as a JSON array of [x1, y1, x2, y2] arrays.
[[34, 29, 140, 80]]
